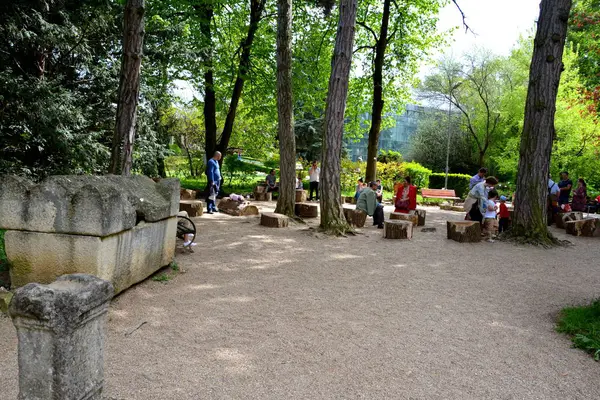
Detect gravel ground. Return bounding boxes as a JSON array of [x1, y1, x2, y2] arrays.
[[1, 205, 600, 399]]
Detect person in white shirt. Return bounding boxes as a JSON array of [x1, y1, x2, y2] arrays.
[[308, 161, 320, 201], [296, 174, 304, 189], [483, 189, 499, 243]]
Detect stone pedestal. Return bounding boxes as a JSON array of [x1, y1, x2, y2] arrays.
[[295, 203, 318, 218], [413, 209, 426, 226], [217, 198, 259, 216], [179, 200, 204, 217], [9, 274, 114, 400], [383, 220, 413, 239], [260, 213, 289, 228], [565, 218, 600, 237], [390, 212, 418, 226], [295, 190, 307, 203], [447, 221, 481, 243], [343, 208, 367, 228]]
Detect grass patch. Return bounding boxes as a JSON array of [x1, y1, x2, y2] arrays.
[[557, 300, 600, 360], [151, 273, 171, 283]]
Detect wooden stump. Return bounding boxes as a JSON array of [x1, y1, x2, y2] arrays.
[[217, 198, 259, 216], [343, 208, 367, 228], [253, 191, 272, 202], [260, 212, 289, 228], [180, 189, 196, 200], [295, 190, 307, 203], [555, 212, 584, 229], [295, 203, 318, 218], [413, 209, 426, 226], [179, 200, 204, 217], [383, 220, 413, 239], [447, 221, 481, 243], [389, 212, 418, 226], [565, 218, 600, 237], [344, 196, 356, 204]]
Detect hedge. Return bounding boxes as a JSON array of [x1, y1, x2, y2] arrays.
[[429, 173, 471, 199]]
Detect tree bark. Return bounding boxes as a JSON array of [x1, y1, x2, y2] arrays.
[[365, 0, 391, 183], [109, 0, 145, 175], [197, 3, 218, 161], [216, 0, 267, 155], [274, 0, 297, 217], [320, 0, 358, 234], [512, 0, 572, 244]]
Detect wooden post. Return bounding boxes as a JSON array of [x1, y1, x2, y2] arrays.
[[295, 203, 318, 218], [343, 208, 367, 228], [260, 212, 289, 228], [447, 221, 481, 243], [389, 212, 418, 226], [383, 220, 413, 239]]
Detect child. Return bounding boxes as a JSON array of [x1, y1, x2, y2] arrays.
[[498, 195, 510, 233], [483, 190, 499, 243]]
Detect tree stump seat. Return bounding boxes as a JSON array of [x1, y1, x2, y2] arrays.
[[390, 212, 418, 226], [440, 204, 465, 212], [447, 221, 481, 243], [217, 198, 259, 216], [343, 196, 356, 204], [179, 200, 204, 217], [295, 190, 307, 203], [295, 203, 318, 218], [383, 220, 413, 239], [260, 212, 289, 228], [413, 209, 426, 226], [343, 207, 367, 228], [253, 188, 273, 202], [555, 212, 584, 229], [180, 189, 197, 200], [565, 218, 600, 237]]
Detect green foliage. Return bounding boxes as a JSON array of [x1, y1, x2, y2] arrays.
[[377, 150, 403, 164], [151, 272, 171, 282], [429, 173, 471, 198], [403, 162, 432, 189], [557, 300, 600, 361], [340, 159, 366, 191], [0, 230, 9, 289]]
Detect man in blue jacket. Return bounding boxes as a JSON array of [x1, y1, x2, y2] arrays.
[[206, 151, 222, 214]]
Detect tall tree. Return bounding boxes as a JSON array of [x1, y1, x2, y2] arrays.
[[320, 0, 358, 234], [274, 0, 297, 217], [109, 0, 146, 175], [511, 0, 572, 244], [363, 0, 391, 182]]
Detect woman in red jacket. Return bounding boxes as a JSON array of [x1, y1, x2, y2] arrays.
[[394, 176, 417, 213]]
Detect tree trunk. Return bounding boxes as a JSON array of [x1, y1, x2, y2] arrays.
[[216, 0, 267, 155], [274, 0, 297, 217], [109, 0, 145, 175], [365, 0, 391, 183], [320, 0, 358, 234], [512, 0, 572, 244], [197, 3, 217, 160]]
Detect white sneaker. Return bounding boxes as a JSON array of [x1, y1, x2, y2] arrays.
[[183, 241, 197, 247]]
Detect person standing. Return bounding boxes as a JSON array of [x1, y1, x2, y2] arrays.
[[469, 168, 487, 190], [498, 195, 511, 233], [572, 178, 587, 212], [206, 151, 222, 214], [308, 161, 320, 201], [483, 190, 499, 242], [464, 177, 499, 223], [356, 181, 385, 229], [557, 172, 573, 205]]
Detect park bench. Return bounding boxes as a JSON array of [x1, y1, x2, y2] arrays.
[[421, 188, 461, 204]]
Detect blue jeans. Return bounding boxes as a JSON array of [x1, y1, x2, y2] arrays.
[[207, 184, 219, 212]]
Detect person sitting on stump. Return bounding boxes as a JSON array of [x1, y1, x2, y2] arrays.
[[357, 181, 385, 229], [394, 176, 417, 214], [265, 169, 279, 193]]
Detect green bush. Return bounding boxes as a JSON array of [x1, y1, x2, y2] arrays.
[[403, 162, 432, 189], [557, 300, 600, 361], [429, 173, 471, 198], [341, 159, 366, 192], [377, 150, 403, 164]]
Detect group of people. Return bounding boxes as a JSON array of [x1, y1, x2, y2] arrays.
[[548, 172, 592, 214]]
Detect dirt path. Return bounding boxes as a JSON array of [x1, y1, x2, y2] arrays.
[[2, 205, 600, 399]]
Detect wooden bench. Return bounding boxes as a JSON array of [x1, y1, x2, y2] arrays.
[[421, 189, 461, 204]]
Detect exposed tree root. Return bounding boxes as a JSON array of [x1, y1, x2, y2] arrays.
[[499, 229, 571, 248]]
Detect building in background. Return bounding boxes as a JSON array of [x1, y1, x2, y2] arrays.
[[344, 104, 429, 162]]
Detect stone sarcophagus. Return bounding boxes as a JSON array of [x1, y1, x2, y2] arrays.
[[0, 175, 179, 294]]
